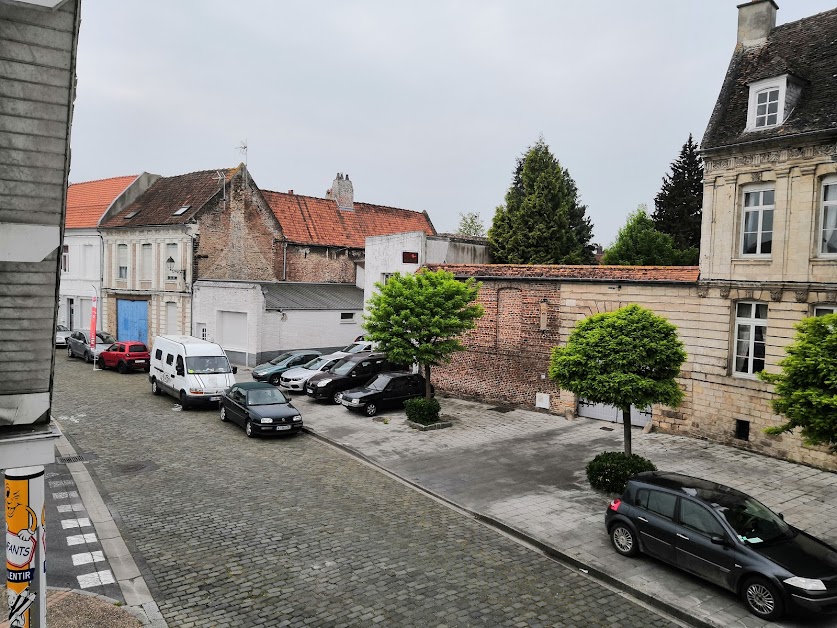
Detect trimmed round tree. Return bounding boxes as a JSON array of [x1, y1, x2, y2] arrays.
[[759, 313, 837, 451], [363, 269, 484, 401], [549, 304, 687, 456]]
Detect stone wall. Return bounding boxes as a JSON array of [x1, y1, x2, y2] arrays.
[[284, 245, 358, 283]]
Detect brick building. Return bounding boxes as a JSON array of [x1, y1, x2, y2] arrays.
[[97, 166, 434, 348], [432, 2, 837, 471]]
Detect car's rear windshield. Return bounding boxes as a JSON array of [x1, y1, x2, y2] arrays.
[[128, 344, 147, 352], [186, 356, 232, 374]]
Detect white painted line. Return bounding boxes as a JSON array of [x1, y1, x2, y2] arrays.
[[49, 480, 74, 488], [61, 517, 92, 529], [66, 533, 97, 546], [56, 503, 85, 513], [71, 551, 105, 566], [52, 491, 79, 500], [77, 570, 115, 589]]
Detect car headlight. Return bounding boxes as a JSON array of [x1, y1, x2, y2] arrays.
[[784, 577, 826, 591], [261, 418, 273, 424], [317, 379, 332, 387], [292, 417, 301, 422], [351, 398, 359, 405]]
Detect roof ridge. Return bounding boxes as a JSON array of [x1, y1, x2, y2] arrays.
[[773, 6, 837, 34], [261, 188, 425, 215], [69, 174, 139, 187]]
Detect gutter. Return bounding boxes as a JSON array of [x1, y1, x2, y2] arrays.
[[701, 128, 837, 157]]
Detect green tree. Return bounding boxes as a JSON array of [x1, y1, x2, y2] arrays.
[[456, 211, 486, 237], [549, 304, 687, 456], [653, 134, 704, 250], [602, 205, 698, 265], [759, 313, 837, 450], [364, 269, 484, 400], [488, 139, 594, 264]]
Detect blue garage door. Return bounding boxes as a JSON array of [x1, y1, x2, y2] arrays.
[[117, 299, 148, 344]]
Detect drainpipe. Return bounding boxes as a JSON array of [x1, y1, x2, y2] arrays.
[[283, 241, 287, 281], [97, 227, 104, 331]]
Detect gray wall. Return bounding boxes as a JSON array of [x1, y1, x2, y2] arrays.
[[0, 0, 80, 427]]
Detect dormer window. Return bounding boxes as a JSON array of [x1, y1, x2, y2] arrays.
[[746, 76, 792, 131]]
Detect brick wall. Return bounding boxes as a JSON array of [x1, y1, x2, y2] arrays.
[[284, 245, 357, 283]]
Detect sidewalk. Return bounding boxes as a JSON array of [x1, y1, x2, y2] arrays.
[[292, 392, 837, 628], [0, 588, 143, 628]]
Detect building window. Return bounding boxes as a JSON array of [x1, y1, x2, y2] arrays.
[[141, 243, 152, 280], [381, 273, 394, 284], [117, 244, 128, 279], [734, 302, 768, 377], [166, 243, 178, 280], [62, 244, 69, 272], [741, 188, 774, 256], [402, 251, 419, 264], [821, 178, 837, 255], [814, 305, 836, 317], [746, 77, 786, 131], [340, 312, 355, 322], [754, 88, 779, 128]]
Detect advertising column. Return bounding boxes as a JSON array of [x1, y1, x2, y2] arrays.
[[5, 466, 46, 628]]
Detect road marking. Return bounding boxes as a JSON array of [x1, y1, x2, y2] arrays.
[[52, 491, 79, 500], [71, 551, 105, 566], [49, 480, 74, 488], [66, 533, 97, 546], [77, 570, 115, 589], [57, 503, 85, 513], [61, 517, 92, 529]]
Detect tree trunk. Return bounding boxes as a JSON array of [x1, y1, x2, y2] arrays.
[[622, 406, 632, 457], [424, 364, 432, 400]]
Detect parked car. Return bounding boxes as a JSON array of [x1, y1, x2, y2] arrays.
[[340, 371, 431, 416], [220, 381, 302, 438], [279, 354, 343, 393], [149, 335, 237, 409], [306, 352, 393, 404], [55, 324, 71, 347], [329, 340, 376, 359], [252, 350, 322, 385], [605, 471, 837, 621], [66, 330, 117, 362], [99, 341, 150, 374]]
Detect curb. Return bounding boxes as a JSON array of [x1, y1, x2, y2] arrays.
[[301, 425, 718, 628], [45, 587, 150, 625]]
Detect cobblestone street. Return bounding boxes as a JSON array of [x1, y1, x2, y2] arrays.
[[51, 354, 682, 627]]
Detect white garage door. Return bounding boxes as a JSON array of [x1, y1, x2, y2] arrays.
[[577, 400, 651, 427], [217, 310, 247, 351]]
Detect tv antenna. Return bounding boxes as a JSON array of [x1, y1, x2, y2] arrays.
[[237, 139, 248, 186]]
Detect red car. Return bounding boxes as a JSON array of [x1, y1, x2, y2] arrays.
[[100, 341, 151, 374]]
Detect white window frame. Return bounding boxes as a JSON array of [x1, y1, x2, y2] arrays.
[[61, 244, 69, 272], [733, 301, 768, 378], [740, 185, 775, 257], [340, 312, 355, 323], [381, 273, 394, 284], [165, 243, 179, 281], [813, 305, 836, 317], [746, 76, 786, 131], [117, 244, 128, 280], [141, 243, 153, 280], [820, 175, 837, 257]]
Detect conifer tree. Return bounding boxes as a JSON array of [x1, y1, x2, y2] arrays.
[[653, 134, 704, 250], [488, 139, 594, 264]]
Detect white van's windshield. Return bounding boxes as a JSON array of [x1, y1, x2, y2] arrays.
[[186, 356, 231, 374]]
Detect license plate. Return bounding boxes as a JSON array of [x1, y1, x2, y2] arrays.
[[210, 396, 220, 401], [276, 425, 290, 431], [306, 388, 313, 394], [135, 360, 145, 363]]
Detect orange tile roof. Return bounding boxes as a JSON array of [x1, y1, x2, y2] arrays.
[[426, 264, 700, 283], [261, 191, 436, 248], [65, 175, 140, 228]]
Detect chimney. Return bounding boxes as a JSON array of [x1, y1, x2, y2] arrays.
[[329, 172, 354, 210], [737, 0, 778, 48]]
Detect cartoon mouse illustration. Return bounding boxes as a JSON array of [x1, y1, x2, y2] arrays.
[[5, 485, 37, 542]]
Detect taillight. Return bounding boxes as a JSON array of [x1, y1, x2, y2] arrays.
[[608, 498, 621, 512]]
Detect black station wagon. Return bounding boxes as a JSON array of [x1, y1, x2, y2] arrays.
[[605, 471, 837, 620]]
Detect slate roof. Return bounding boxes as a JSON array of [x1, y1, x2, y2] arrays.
[[261, 190, 436, 249], [702, 7, 837, 151], [100, 168, 233, 228], [427, 264, 700, 284], [66, 175, 139, 228], [261, 282, 364, 311]]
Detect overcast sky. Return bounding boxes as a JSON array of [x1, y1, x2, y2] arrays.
[[68, 1, 835, 246]]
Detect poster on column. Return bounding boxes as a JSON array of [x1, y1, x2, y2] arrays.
[[90, 296, 97, 353], [6, 468, 45, 628]]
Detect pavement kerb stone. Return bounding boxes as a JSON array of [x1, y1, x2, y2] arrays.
[[301, 425, 713, 628]]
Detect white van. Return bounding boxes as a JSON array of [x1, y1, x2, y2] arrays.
[[149, 335, 237, 409]]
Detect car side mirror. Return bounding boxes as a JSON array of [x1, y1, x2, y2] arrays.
[[232, 366, 238, 374], [710, 535, 731, 547], [777, 512, 784, 520]]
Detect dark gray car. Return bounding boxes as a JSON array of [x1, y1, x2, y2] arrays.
[[66, 330, 116, 363]]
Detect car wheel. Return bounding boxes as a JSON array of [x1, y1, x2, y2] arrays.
[[220, 406, 228, 422], [269, 374, 281, 386], [365, 403, 378, 417], [610, 523, 639, 557], [151, 378, 161, 395], [67, 345, 74, 358], [84, 351, 91, 363], [332, 391, 342, 405], [245, 420, 255, 438], [179, 391, 190, 411], [742, 576, 784, 621], [117, 361, 127, 374]]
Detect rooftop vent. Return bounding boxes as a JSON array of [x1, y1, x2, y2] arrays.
[[124, 211, 138, 219]]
